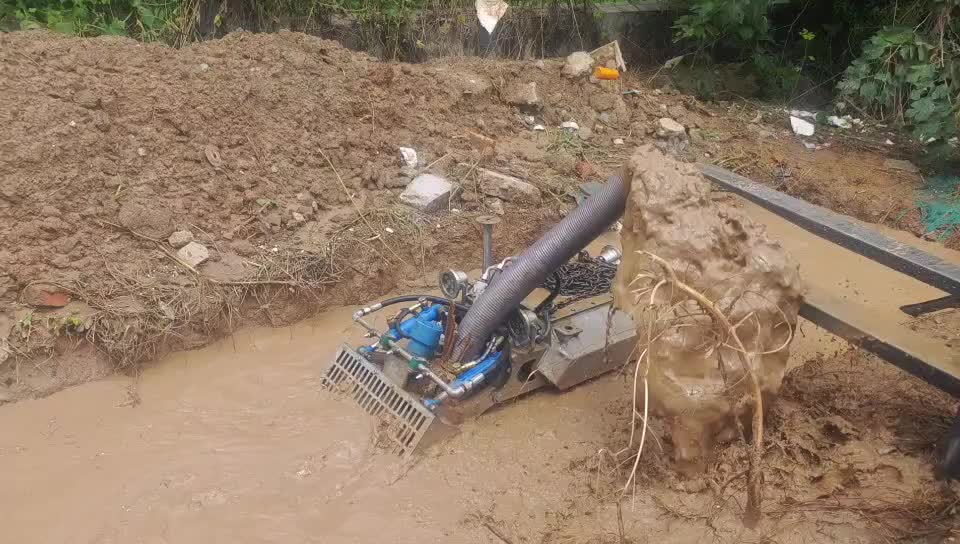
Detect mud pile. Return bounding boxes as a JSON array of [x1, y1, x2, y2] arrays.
[[613, 145, 803, 469], [0, 30, 655, 398]]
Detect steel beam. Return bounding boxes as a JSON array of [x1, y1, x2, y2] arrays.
[[699, 163, 960, 297]]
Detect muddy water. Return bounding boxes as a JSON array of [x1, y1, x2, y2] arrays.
[[0, 307, 625, 544]]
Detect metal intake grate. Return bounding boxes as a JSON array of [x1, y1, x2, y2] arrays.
[[321, 345, 435, 457]]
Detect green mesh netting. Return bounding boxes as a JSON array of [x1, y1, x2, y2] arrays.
[[917, 175, 960, 240]]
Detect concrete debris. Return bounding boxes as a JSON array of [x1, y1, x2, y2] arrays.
[[20, 284, 71, 308], [533, 124, 545, 131], [479, 169, 542, 206], [790, 116, 815, 137], [656, 118, 686, 139], [168, 230, 195, 249], [177, 242, 210, 268], [883, 159, 920, 174], [400, 173, 455, 212], [399, 147, 418, 168], [560, 121, 579, 131], [613, 138, 625, 145], [561, 51, 594, 78], [501, 81, 541, 108], [590, 40, 627, 72]]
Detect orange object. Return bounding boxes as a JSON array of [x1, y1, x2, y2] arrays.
[[594, 66, 620, 80]]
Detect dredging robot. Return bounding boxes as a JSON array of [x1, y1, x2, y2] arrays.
[[322, 175, 635, 455]]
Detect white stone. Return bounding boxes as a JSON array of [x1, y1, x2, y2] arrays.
[[562, 51, 594, 78], [790, 116, 815, 136], [657, 118, 686, 138], [400, 174, 454, 212], [478, 169, 541, 206], [177, 242, 209, 268]]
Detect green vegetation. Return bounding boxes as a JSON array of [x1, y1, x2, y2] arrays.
[[668, 0, 960, 152]]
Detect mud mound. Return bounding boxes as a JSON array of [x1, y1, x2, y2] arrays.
[[0, 30, 650, 400], [613, 145, 803, 469]]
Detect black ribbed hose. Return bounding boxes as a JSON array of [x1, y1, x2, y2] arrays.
[[450, 174, 630, 363]]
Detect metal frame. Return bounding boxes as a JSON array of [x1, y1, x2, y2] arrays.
[[699, 163, 960, 297], [699, 163, 960, 397]]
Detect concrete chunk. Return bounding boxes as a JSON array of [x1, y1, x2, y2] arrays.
[[501, 81, 541, 108], [479, 169, 542, 206], [177, 242, 209, 268], [562, 51, 594, 78], [400, 174, 454, 212]]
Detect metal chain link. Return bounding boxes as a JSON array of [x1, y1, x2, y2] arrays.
[[542, 252, 617, 310]]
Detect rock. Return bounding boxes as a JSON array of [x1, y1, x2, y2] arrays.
[[562, 51, 594, 78], [546, 152, 577, 174], [399, 147, 418, 167], [501, 81, 541, 109], [20, 284, 71, 308], [230, 239, 256, 256], [399, 174, 455, 212], [295, 192, 312, 202], [656, 118, 686, 139], [177, 242, 209, 268], [457, 72, 493, 96], [790, 115, 815, 137], [479, 169, 542, 206], [884, 159, 920, 174], [118, 200, 175, 239], [613, 138, 625, 146], [560, 121, 580, 131], [291, 211, 307, 225], [168, 230, 195, 249], [461, 191, 479, 203], [667, 104, 686, 120], [589, 94, 618, 112], [578, 126, 593, 140], [487, 198, 505, 215], [534, 59, 546, 71]]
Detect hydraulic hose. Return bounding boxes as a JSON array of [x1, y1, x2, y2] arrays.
[[353, 295, 470, 321], [449, 174, 630, 362]]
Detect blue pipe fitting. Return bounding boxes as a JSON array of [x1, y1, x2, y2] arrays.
[[387, 305, 444, 359]]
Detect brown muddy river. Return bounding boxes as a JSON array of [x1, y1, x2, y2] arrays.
[[0, 307, 628, 543]]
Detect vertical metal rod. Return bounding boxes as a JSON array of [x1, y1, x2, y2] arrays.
[[477, 216, 500, 271]]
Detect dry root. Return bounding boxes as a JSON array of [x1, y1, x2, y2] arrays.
[[621, 251, 793, 527]]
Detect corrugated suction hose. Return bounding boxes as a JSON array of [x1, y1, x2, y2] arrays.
[[450, 174, 630, 363]]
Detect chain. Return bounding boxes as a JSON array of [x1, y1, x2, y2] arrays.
[[542, 252, 617, 310]]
